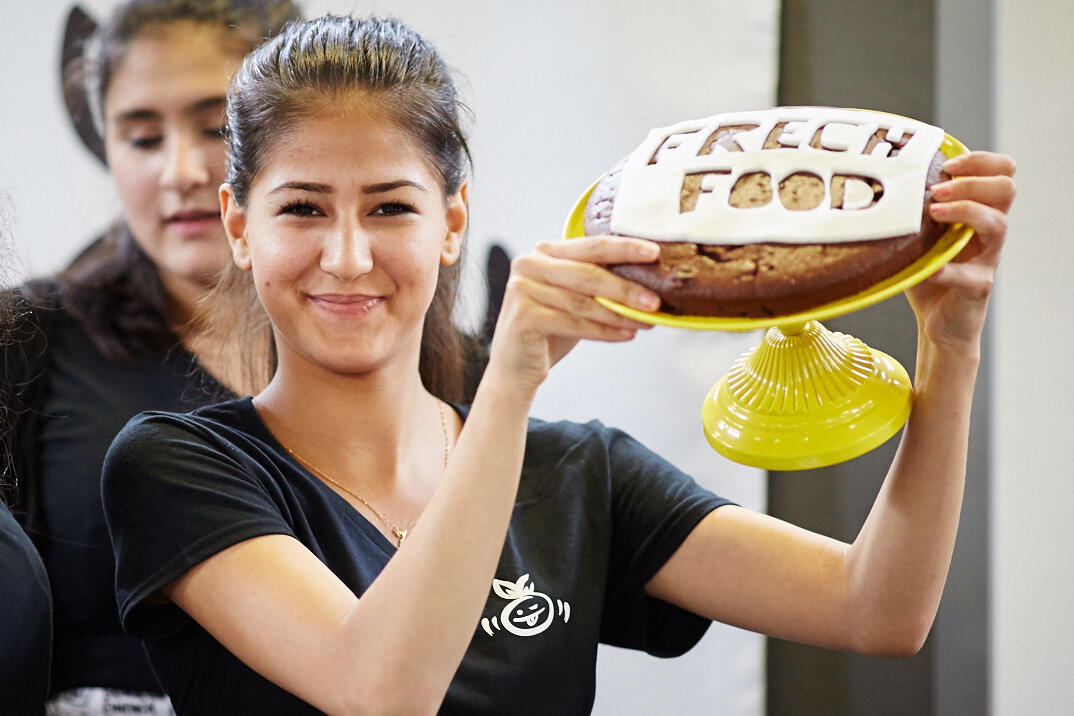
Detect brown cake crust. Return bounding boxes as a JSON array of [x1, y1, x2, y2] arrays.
[[584, 152, 950, 318]]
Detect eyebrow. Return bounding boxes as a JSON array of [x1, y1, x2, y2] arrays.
[[266, 179, 428, 196], [363, 180, 428, 194], [111, 96, 226, 124]]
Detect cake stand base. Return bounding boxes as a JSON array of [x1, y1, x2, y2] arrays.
[[701, 321, 912, 470]]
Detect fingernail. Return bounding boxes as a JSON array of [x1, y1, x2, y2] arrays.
[[638, 242, 660, 260], [930, 203, 950, 218], [638, 292, 661, 311], [942, 156, 965, 172], [931, 181, 952, 199]]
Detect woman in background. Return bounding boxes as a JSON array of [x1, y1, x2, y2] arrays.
[[102, 13, 1016, 715], [3, 1, 300, 712]]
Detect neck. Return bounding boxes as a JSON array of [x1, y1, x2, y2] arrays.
[[254, 355, 450, 493]]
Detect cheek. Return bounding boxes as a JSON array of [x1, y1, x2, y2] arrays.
[[109, 152, 159, 219], [246, 228, 313, 289]]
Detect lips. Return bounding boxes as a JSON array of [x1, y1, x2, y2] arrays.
[[165, 208, 221, 237], [308, 293, 383, 316], [168, 209, 219, 222]]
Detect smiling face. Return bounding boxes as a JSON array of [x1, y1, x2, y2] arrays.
[[500, 592, 555, 637], [103, 21, 246, 307], [221, 100, 467, 379]]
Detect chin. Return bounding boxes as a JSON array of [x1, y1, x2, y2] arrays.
[[306, 342, 402, 378]]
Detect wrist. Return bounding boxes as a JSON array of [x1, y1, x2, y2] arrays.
[[914, 333, 980, 393], [471, 362, 539, 414], [916, 314, 984, 364]]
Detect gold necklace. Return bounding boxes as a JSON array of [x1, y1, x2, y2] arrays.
[[282, 401, 451, 547]]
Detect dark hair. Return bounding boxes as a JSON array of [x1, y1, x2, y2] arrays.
[[49, 0, 302, 363], [201, 14, 474, 401]]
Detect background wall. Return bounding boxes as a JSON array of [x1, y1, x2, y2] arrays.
[[769, 2, 952, 712], [769, 1, 1074, 715], [0, 1, 780, 714], [993, 1, 1074, 714]]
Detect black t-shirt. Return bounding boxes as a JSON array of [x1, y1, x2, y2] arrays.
[[0, 503, 52, 714], [103, 398, 731, 715], [14, 303, 224, 694]]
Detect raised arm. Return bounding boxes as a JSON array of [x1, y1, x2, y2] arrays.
[[646, 150, 1016, 656], [157, 237, 662, 714]]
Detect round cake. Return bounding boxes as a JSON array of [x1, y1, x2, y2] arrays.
[[583, 108, 952, 318]]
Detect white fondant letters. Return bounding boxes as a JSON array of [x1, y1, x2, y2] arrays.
[[610, 107, 945, 244]]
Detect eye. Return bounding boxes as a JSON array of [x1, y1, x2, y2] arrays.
[[129, 136, 162, 150], [204, 126, 226, 140], [278, 199, 323, 217], [371, 201, 416, 217]]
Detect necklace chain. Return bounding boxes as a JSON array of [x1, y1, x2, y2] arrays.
[[281, 401, 451, 547]]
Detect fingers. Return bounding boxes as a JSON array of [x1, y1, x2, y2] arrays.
[[928, 152, 1016, 266], [490, 238, 663, 363], [505, 288, 646, 344], [930, 174, 1017, 214], [941, 151, 1016, 180], [930, 199, 1008, 265], [536, 235, 660, 266], [511, 246, 662, 313], [507, 273, 649, 327]]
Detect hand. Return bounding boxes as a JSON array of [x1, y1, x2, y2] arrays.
[[906, 151, 1016, 354], [484, 236, 661, 394]]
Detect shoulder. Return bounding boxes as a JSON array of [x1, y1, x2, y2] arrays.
[[109, 398, 257, 457], [451, 403, 663, 467], [101, 399, 273, 518], [527, 414, 611, 447], [452, 403, 619, 450], [524, 414, 654, 464]]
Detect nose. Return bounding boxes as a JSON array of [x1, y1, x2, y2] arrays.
[[320, 221, 374, 282], [160, 131, 210, 192]]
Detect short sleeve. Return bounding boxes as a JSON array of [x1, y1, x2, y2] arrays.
[[600, 428, 733, 657], [102, 412, 296, 638]]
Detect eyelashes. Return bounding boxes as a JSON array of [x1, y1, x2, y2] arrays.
[[275, 200, 418, 218], [126, 127, 226, 150], [371, 201, 416, 216], [129, 136, 162, 150], [277, 198, 323, 217]]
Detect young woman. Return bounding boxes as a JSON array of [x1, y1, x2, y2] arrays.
[[101, 13, 1017, 716], [4, 1, 301, 711]]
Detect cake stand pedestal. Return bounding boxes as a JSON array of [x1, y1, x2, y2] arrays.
[[700, 319, 911, 470]]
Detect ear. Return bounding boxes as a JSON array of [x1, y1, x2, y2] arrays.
[[440, 182, 468, 267], [220, 183, 252, 271]]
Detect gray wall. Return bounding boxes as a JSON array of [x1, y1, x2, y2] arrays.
[[768, 1, 992, 714], [992, 1, 1074, 714]]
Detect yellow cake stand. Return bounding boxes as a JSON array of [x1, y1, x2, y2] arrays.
[[563, 133, 974, 470]]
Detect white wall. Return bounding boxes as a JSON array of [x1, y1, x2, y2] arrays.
[[0, 1, 780, 713], [993, 1, 1074, 714]]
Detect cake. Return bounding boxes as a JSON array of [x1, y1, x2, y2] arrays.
[[583, 107, 952, 318]]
